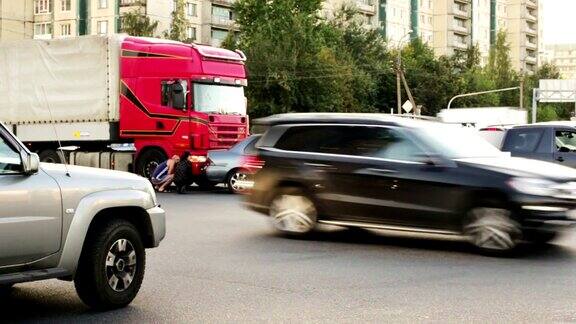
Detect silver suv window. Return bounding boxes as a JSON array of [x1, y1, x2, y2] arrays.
[[0, 137, 21, 174]]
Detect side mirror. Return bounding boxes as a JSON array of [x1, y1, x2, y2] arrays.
[[20, 151, 39, 175], [418, 153, 455, 169], [559, 146, 571, 153]]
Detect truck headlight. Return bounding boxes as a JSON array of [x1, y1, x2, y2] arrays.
[[508, 178, 558, 197]]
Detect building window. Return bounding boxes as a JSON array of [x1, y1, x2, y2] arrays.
[[187, 26, 197, 40], [97, 20, 108, 35], [98, 0, 108, 9], [61, 0, 71, 11], [211, 28, 228, 47], [35, 0, 51, 14], [61, 23, 71, 36], [187, 2, 197, 17], [34, 23, 52, 39], [212, 6, 233, 21]]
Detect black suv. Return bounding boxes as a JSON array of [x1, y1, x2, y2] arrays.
[[246, 113, 576, 254]]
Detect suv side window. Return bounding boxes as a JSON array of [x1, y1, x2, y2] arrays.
[[274, 125, 422, 161], [555, 130, 576, 152], [502, 128, 543, 153], [0, 137, 22, 174]]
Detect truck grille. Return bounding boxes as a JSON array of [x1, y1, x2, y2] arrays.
[[209, 125, 246, 149]]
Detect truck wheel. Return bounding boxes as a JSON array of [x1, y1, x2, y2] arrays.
[[135, 149, 167, 179], [39, 149, 64, 164], [74, 219, 145, 310]]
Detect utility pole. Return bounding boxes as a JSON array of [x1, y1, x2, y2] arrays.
[[519, 73, 524, 110], [395, 30, 412, 115], [400, 70, 417, 115], [396, 56, 402, 115]]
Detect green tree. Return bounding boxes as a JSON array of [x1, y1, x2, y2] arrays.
[[231, 0, 385, 117], [486, 30, 518, 106], [164, 0, 189, 42], [120, 8, 159, 37]]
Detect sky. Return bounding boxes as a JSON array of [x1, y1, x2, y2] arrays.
[[542, 0, 576, 44]]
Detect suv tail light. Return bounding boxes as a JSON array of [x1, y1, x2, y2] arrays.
[[479, 127, 504, 131]]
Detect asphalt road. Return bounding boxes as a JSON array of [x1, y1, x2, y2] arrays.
[[4, 190, 576, 323]]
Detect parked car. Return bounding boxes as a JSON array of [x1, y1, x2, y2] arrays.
[[246, 113, 576, 255], [0, 122, 165, 310], [479, 122, 576, 168], [206, 135, 261, 193]]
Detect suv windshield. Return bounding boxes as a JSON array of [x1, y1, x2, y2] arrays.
[[417, 125, 504, 159], [193, 83, 246, 115]]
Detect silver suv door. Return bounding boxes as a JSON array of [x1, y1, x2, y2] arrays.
[[0, 128, 62, 267]]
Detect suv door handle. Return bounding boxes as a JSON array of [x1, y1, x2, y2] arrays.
[[557, 156, 565, 162], [304, 162, 333, 168], [366, 168, 397, 174]]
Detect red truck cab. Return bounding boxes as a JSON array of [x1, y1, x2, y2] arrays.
[[120, 37, 248, 179]]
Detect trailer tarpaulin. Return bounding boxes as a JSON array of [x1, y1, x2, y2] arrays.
[[0, 35, 121, 125]]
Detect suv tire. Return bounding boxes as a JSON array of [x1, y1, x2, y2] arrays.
[[463, 205, 522, 256], [75, 219, 146, 310], [0, 284, 13, 298], [269, 187, 317, 236]]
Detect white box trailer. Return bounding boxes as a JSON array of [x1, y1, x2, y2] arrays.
[[437, 107, 528, 129], [0, 36, 132, 170], [0, 35, 122, 142]]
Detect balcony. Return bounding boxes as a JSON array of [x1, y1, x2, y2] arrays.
[[526, 0, 537, 9], [526, 38, 537, 49], [33, 34, 52, 40], [453, 6, 469, 19], [526, 10, 537, 21], [211, 0, 235, 7], [211, 16, 235, 28], [526, 55, 537, 63], [356, 0, 376, 15], [453, 24, 469, 35], [119, 0, 145, 7], [525, 24, 537, 35]]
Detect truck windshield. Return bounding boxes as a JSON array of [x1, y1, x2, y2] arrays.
[[193, 83, 246, 115]]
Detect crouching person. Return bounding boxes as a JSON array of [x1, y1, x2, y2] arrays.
[[174, 151, 193, 194], [151, 155, 180, 192]]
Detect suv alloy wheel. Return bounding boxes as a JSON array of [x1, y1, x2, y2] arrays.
[[269, 188, 317, 235], [464, 206, 522, 254], [74, 219, 146, 310]]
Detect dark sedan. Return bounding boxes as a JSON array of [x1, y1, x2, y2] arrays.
[[206, 135, 261, 193], [246, 113, 576, 255]]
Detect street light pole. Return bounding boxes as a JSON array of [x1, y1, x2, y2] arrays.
[[447, 86, 521, 110]]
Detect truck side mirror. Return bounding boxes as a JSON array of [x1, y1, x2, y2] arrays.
[[171, 83, 186, 110]]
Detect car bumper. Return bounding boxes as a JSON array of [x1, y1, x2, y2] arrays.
[[514, 195, 576, 230], [147, 206, 166, 247]]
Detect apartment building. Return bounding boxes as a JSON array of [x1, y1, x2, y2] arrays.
[[0, 0, 34, 40], [1, 0, 540, 72], [379, 0, 540, 71], [323, 0, 379, 28], [541, 44, 576, 80]]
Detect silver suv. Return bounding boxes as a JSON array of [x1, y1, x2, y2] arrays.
[[0, 123, 166, 310]]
